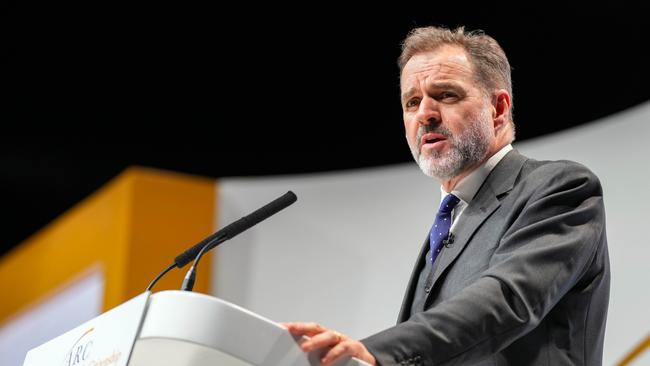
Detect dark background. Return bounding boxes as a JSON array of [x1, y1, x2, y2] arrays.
[[3, 3, 649, 257]]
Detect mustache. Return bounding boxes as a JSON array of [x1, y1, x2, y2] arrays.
[[416, 125, 453, 148]]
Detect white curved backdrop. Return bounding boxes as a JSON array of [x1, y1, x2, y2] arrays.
[[212, 101, 650, 365]]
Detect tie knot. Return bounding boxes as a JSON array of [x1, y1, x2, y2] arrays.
[[438, 194, 460, 214]]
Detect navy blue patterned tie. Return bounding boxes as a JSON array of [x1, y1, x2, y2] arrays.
[[430, 194, 461, 264]]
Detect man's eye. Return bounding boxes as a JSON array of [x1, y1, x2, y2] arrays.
[[439, 92, 458, 100], [406, 99, 420, 108]]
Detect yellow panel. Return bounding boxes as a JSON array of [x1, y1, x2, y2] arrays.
[[123, 167, 216, 299], [0, 166, 216, 324]]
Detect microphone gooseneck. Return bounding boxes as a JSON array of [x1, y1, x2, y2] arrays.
[[180, 191, 297, 291], [146, 191, 297, 292]]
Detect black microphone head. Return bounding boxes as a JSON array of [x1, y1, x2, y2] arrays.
[[173, 191, 297, 268], [286, 191, 298, 203], [222, 191, 297, 238]]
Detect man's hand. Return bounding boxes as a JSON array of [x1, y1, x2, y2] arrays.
[[282, 322, 376, 366]]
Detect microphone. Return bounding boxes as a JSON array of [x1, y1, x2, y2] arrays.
[[146, 191, 298, 292], [179, 190, 297, 291], [442, 232, 455, 248], [175, 190, 297, 268]]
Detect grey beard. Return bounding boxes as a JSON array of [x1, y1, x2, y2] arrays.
[[407, 110, 493, 181]]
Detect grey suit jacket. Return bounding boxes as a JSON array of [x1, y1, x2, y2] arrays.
[[361, 150, 609, 366]]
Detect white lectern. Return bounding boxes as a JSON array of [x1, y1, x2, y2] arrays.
[[23, 291, 370, 366]]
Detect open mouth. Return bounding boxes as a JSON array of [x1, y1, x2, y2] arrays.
[[421, 133, 447, 148], [425, 137, 443, 144]]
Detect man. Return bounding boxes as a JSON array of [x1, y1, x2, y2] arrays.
[[284, 26, 609, 366]]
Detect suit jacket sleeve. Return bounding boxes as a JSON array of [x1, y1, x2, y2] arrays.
[[361, 162, 607, 366]]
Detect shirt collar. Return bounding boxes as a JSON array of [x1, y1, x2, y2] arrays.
[[441, 144, 513, 204]]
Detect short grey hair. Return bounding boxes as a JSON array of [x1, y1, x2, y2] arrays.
[[399, 26, 515, 137]]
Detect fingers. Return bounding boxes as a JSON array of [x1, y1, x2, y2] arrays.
[[281, 322, 376, 365], [321, 339, 376, 366], [301, 330, 343, 352], [282, 322, 327, 337], [321, 341, 352, 366], [281, 322, 344, 356]]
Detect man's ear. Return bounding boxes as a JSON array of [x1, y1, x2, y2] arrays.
[[491, 89, 511, 134]]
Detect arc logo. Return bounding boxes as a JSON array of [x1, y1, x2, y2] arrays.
[[62, 327, 94, 366]]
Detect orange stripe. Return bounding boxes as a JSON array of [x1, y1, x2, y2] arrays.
[[617, 333, 650, 366]]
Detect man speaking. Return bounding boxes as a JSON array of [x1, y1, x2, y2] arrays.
[[284, 25, 610, 366]]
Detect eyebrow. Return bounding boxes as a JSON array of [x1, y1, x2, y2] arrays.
[[401, 81, 465, 103]]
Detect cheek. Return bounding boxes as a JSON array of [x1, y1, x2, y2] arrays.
[[404, 119, 420, 145], [439, 109, 466, 134], [447, 106, 486, 132]]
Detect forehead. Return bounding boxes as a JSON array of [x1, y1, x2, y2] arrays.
[[400, 46, 475, 90]]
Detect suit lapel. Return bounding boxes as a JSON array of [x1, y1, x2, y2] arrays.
[[426, 150, 528, 305]]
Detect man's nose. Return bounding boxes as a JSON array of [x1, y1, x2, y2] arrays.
[[415, 96, 441, 126]]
